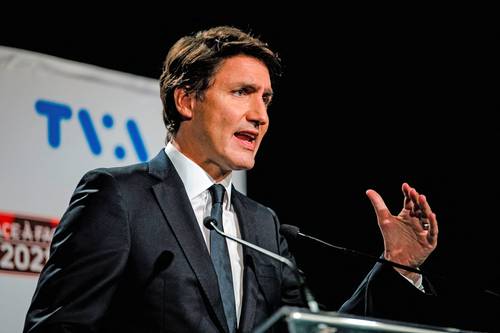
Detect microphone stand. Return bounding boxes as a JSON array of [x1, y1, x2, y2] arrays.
[[206, 219, 320, 313]]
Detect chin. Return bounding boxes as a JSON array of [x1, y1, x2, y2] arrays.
[[230, 158, 255, 171], [225, 150, 256, 170], [233, 162, 255, 171]]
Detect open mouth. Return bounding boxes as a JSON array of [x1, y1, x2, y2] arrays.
[[234, 130, 258, 150], [234, 131, 257, 143]]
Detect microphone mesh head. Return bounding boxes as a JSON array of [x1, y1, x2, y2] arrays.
[[279, 224, 300, 240], [203, 217, 217, 230]]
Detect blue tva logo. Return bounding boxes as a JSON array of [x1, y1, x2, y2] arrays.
[[35, 99, 149, 162]]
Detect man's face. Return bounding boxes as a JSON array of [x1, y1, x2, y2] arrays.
[[177, 55, 272, 180]]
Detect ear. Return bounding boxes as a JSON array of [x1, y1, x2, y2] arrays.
[[173, 87, 194, 120]]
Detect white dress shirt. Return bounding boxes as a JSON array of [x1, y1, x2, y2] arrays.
[[164, 143, 244, 323]]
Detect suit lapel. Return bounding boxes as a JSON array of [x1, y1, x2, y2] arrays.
[[232, 189, 258, 332], [149, 151, 229, 333]]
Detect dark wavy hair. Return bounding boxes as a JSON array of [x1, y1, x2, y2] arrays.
[[159, 26, 281, 141]]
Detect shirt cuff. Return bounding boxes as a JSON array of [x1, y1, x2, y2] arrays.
[[400, 272, 425, 293]]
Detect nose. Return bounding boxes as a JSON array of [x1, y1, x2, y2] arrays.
[[247, 97, 269, 129]]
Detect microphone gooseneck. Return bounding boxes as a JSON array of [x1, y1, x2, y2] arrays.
[[205, 219, 320, 313], [280, 224, 500, 300], [280, 224, 423, 275]]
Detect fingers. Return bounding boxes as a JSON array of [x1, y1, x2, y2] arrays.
[[373, 183, 439, 243], [403, 183, 439, 241], [366, 189, 391, 220], [404, 183, 422, 218], [419, 194, 439, 241], [417, 195, 431, 230], [402, 183, 412, 210], [426, 212, 438, 245]]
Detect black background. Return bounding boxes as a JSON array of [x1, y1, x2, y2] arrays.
[[2, 6, 498, 331]]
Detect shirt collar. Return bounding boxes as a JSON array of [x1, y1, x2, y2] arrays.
[[164, 143, 232, 203]]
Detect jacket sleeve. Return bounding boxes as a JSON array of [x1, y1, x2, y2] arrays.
[[23, 170, 130, 333], [338, 261, 440, 325]]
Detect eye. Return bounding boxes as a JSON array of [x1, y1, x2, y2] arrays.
[[233, 88, 249, 96], [263, 93, 273, 106]]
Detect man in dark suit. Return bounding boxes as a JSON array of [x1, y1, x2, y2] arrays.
[[23, 26, 439, 333]]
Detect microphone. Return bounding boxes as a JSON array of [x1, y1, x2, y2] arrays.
[[280, 224, 422, 275], [280, 224, 500, 301], [203, 217, 320, 313]]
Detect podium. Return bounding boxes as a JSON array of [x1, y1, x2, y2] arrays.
[[253, 307, 476, 333]]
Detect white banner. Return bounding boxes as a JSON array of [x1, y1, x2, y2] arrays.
[[0, 46, 246, 332]]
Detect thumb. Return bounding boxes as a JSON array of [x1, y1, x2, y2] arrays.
[[366, 189, 391, 220]]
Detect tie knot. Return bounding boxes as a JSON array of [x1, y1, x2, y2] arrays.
[[208, 184, 225, 205]]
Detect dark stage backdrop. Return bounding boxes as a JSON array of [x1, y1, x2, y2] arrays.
[[2, 7, 497, 331]]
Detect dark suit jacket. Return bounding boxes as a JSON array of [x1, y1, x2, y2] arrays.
[[23, 151, 303, 333], [23, 151, 450, 332]]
